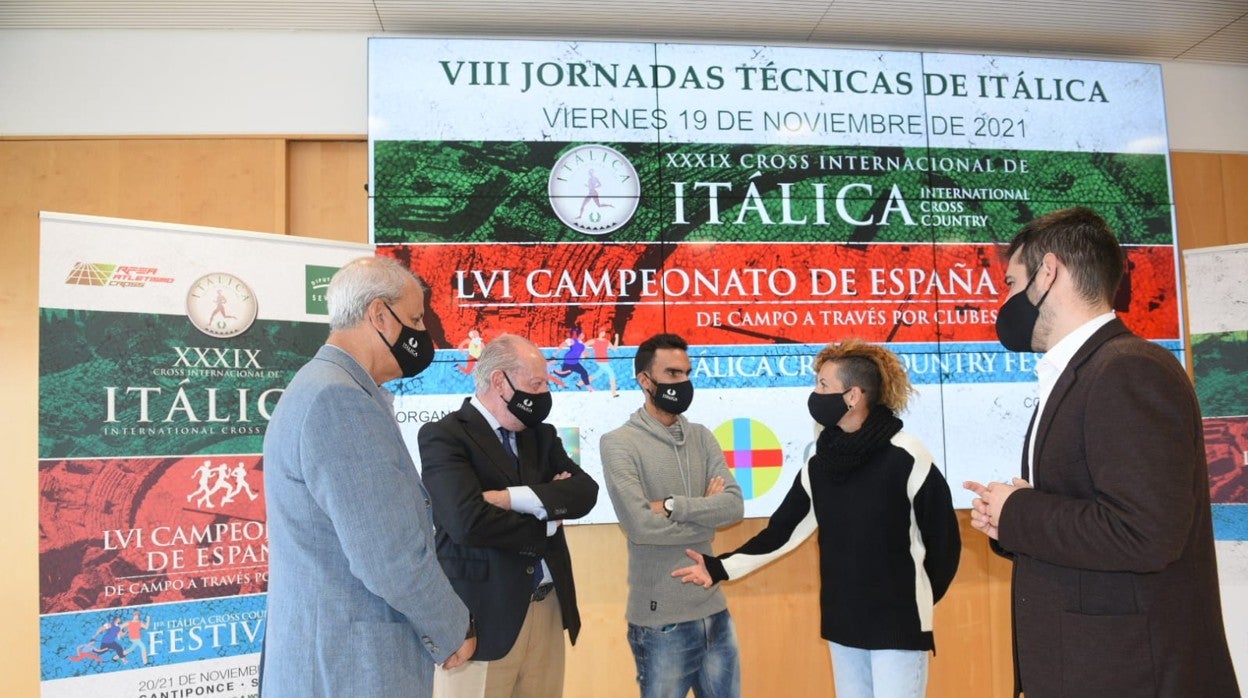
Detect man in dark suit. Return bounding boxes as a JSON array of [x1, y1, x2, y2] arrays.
[[419, 333, 599, 698], [965, 207, 1239, 697]]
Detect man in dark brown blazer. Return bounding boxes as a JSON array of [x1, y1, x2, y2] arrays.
[[965, 207, 1239, 697]]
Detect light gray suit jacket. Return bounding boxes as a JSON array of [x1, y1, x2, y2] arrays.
[[261, 345, 468, 698]]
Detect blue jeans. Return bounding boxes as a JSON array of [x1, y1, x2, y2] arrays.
[[627, 609, 740, 698], [828, 642, 929, 698]]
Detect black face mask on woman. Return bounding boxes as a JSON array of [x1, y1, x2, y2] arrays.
[[379, 304, 435, 378], [994, 269, 1054, 352], [807, 390, 851, 428], [647, 376, 694, 415], [504, 373, 553, 428]]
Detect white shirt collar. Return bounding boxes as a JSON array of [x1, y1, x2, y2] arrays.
[[469, 394, 504, 432], [1035, 312, 1117, 389]]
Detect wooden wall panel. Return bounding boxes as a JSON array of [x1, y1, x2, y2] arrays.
[[563, 523, 637, 696], [2, 141, 1244, 698], [564, 512, 1011, 697], [564, 517, 832, 698], [0, 144, 43, 698], [1172, 151, 1226, 248], [0, 139, 288, 235], [1222, 154, 1248, 244], [1172, 151, 1247, 250], [287, 139, 369, 242], [0, 138, 288, 698], [715, 518, 833, 697], [1171, 152, 1248, 373]]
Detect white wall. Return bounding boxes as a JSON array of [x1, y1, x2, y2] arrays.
[[2, 29, 1246, 153], [0, 31, 366, 136]]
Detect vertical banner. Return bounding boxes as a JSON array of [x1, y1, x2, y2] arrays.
[[1183, 243, 1248, 690], [38, 213, 371, 697], [369, 39, 1177, 521]]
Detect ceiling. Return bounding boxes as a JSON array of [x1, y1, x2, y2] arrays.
[[1, 0, 1245, 66]]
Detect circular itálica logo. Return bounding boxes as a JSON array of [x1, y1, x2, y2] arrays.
[[186, 272, 258, 338], [713, 418, 785, 500], [548, 144, 641, 235]]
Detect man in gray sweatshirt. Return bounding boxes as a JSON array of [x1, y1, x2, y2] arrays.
[[600, 333, 745, 698]]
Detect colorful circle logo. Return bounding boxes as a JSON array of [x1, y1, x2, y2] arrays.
[[713, 418, 784, 500]]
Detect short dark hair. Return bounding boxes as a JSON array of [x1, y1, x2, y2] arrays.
[[634, 333, 688, 375], [1005, 207, 1125, 306]]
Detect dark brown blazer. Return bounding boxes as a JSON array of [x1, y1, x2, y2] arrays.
[[997, 319, 1239, 697], [417, 398, 599, 661]]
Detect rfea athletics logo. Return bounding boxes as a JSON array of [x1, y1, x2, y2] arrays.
[[548, 144, 641, 235], [64, 262, 175, 288], [186, 273, 258, 339]]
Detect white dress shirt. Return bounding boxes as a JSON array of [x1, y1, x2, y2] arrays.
[[468, 396, 555, 584], [1028, 312, 1117, 477]]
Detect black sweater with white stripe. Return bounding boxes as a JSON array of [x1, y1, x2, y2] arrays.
[[705, 429, 961, 651]]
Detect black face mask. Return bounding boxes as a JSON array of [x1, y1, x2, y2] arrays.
[[808, 390, 851, 428], [378, 304, 434, 378], [647, 375, 694, 415], [994, 269, 1053, 353], [504, 373, 552, 428]]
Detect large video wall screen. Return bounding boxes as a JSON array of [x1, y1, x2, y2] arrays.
[[368, 39, 1176, 521]]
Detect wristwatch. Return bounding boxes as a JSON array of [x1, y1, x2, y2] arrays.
[[663, 497, 675, 517]]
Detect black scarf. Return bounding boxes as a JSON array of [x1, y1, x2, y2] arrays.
[[809, 405, 903, 483]]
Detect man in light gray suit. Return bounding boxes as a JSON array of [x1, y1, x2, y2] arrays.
[[262, 255, 475, 697]]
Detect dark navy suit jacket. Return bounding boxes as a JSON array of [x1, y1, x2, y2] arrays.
[[418, 398, 599, 660]]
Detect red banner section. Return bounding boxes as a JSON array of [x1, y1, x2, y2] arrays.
[[39, 455, 268, 613], [383, 243, 1177, 346], [1206, 416, 1248, 504]]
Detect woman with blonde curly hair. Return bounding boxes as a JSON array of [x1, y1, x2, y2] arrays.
[[674, 339, 961, 698]]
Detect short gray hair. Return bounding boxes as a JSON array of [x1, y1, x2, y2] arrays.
[[327, 256, 423, 332], [473, 334, 535, 395]]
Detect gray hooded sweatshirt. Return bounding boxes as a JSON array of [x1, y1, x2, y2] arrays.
[[600, 407, 744, 627]]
